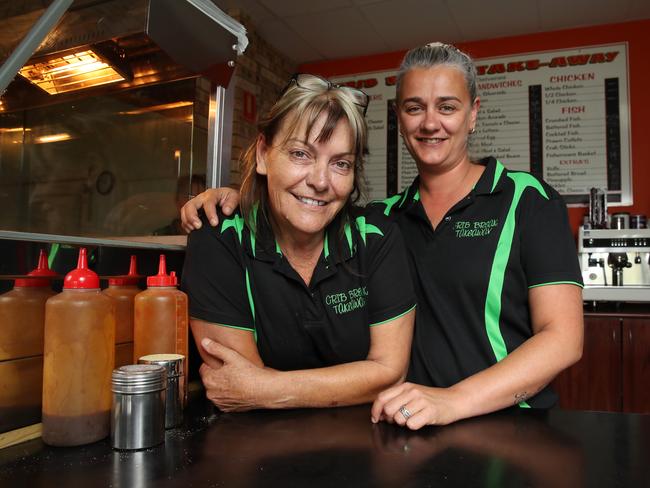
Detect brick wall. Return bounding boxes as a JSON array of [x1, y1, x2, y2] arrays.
[[227, 11, 296, 185]]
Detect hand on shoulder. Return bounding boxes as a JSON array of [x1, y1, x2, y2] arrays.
[[180, 187, 240, 233]]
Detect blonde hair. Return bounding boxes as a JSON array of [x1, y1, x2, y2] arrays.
[[239, 77, 368, 231]]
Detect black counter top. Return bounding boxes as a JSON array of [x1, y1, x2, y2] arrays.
[[1, 396, 648, 487]]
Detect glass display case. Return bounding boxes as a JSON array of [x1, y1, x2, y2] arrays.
[[0, 78, 207, 241], [0, 0, 245, 249]]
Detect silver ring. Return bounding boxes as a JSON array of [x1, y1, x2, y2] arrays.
[[399, 405, 412, 420]]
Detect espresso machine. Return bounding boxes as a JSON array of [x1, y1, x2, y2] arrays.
[[579, 227, 650, 301]]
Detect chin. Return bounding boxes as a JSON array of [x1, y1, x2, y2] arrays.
[[293, 215, 336, 235], [416, 155, 446, 168]]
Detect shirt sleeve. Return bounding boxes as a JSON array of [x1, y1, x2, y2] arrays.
[[181, 214, 254, 330], [519, 186, 583, 288], [363, 214, 417, 326]]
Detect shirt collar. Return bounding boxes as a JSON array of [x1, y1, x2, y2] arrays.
[[246, 203, 356, 265], [471, 156, 506, 196], [398, 156, 505, 207], [373, 156, 505, 222]]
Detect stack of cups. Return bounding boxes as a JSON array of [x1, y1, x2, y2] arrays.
[[111, 364, 167, 450], [139, 354, 185, 429]]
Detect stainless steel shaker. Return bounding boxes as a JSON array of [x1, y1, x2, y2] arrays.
[[111, 364, 167, 450], [138, 354, 185, 428]]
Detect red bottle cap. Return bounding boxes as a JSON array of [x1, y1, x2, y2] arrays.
[[146, 254, 178, 287], [63, 248, 100, 289], [108, 255, 140, 286], [15, 249, 57, 287]]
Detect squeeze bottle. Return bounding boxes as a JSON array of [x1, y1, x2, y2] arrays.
[[0, 249, 56, 361], [102, 255, 140, 367], [133, 254, 188, 404], [42, 248, 115, 446]]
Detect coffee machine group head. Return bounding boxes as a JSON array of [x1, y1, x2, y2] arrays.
[[607, 252, 632, 286]]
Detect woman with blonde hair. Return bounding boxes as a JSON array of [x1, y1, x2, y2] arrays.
[[182, 74, 416, 411]]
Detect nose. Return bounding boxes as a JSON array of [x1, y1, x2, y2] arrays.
[[305, 160, 329, 192], [421, 107, 440, 132]]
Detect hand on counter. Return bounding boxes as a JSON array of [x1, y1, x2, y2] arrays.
[[199, 338, 273, 412], [371, 382, 461, 429]]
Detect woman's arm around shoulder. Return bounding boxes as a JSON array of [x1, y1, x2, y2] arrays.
[[180, 187, 240, 232]]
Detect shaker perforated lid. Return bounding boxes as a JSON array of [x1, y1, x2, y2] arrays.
[[112, 364, 167, 394], [63, 248, 99, 289], [15, 249, 57, 287], [146, 254, 178, 287]]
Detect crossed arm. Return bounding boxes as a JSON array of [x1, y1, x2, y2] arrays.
[[191, 309, 414, 411]]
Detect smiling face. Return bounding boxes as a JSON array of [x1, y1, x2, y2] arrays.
[[397, 65, 479, 174], [256, 112, 355, 244]]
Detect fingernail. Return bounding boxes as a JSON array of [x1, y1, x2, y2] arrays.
[[371, 416, 377, 423], [210, 219, 218, 226], [193, 219, 201, 228], [201, 338, 213, 348], [224, 206, 232, 214]]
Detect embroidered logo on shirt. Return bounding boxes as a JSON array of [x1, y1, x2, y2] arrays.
[[454, 219, 499, 238], [325, 286, 368, 315]]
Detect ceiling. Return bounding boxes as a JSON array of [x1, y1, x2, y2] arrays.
[[213, 0, 650, 64]]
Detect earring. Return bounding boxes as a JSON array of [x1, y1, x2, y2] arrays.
[[469, 127, 475, 134]]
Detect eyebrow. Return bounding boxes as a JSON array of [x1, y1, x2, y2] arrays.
[[401, 96, 462, 104]]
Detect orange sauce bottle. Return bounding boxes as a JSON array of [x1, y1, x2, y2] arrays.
[[0, 249, 56, 361], [102, 255, 140, 367], [42, 248, 115, 446], [133, 254, 188, 403]]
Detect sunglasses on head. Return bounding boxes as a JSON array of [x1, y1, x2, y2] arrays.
[[282, 73, 369, 115]]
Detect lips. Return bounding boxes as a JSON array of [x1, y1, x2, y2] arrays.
[[416, 136, 446, 144], [295, 194, 327, 207]]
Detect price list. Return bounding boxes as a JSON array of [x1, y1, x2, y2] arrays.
[[469, 43, 630, 205], [334, 43, 631, 205]]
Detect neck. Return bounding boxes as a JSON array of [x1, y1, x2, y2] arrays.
[[416, 156, 484, 229], [271, 219, 324, 286], [417, 156, 479, 203], [277, 233, 324, 261]]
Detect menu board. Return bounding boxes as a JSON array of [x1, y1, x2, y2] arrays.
[[332, 43, 631, 206]]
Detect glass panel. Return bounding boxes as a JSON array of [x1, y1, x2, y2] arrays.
[[0, 78, 207, 238]]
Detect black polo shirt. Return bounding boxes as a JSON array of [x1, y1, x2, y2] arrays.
[[368, 157, 583, 408], [181, 206, 416, 371]]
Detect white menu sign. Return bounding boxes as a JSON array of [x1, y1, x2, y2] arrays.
[[332, 43, 631, 206]]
